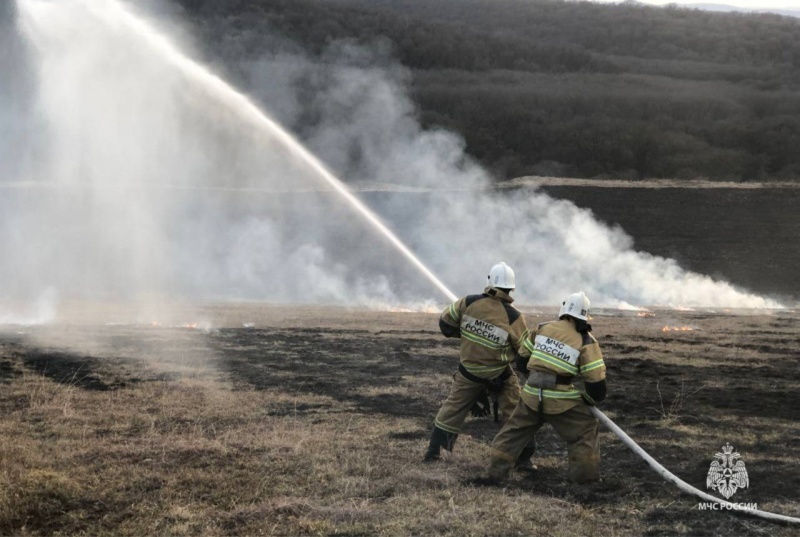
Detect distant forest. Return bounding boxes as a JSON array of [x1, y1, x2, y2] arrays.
[[173, 0, 800, 182]]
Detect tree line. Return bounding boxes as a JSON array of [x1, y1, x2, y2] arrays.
[[173, 0, 800, 182]]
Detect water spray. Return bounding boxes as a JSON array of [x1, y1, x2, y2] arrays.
[[22, 0, 458, 304], [12, 0, 786, 308], [11, 0, 799, 525]]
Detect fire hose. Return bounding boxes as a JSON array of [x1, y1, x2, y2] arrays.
[[590, 407, 800, 524]]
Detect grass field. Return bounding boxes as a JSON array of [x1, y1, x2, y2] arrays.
[[1, 303, 798, 535]]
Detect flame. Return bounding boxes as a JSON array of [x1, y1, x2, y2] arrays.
[[150, 321, 160, 327], [182, 322, 197, 329], [662, 326, 695, 332], [637, 312, 656, 318], [386, 306, 440, 313]]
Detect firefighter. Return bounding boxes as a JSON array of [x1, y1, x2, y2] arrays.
[[424, 262, 534, 466], [486, 291, 607, 483]]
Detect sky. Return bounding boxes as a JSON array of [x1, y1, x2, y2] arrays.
[[590, 0, 800, 10]]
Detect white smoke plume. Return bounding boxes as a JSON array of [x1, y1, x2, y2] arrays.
[[0, 0, 782, 319]]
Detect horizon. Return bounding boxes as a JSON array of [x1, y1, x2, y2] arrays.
[[589, 0, 800, 12]]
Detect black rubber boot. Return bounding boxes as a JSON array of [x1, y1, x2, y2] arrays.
[[423, 426, 457, 462], [514, 444, 538, 474], [423, 445, 441, 462]]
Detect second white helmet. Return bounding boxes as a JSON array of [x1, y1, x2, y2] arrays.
[[488, 262, 515, 290], [559, 291, 590, 321]]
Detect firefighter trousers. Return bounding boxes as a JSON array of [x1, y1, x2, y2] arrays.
[[488, 399, 600, 483], [431, 368, 530, 452]]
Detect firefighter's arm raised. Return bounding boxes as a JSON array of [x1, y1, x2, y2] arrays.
[[439, 297, 465, 338]]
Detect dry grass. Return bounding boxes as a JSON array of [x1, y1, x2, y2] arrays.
[[1, 307, 798, 535], [0, 370, 559, 536]]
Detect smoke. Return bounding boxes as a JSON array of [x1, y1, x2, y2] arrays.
[[239, 42, 782, 308], [0, 287, 57, 325], [0, 0, 782, 320], [0, 2, 35, 176]]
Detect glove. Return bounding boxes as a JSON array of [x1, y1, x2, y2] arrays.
[[514, 352, 529, 375], [584, 379, 606, 404], [470, 390, 491, 417], [439, 319, 461, 338]]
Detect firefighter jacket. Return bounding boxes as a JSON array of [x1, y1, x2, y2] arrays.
[[439, 286, 529, 379], [519, 319, 606, 414]]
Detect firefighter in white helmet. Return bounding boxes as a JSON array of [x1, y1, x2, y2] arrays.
[[485, 291, 607, 483], [424, 262, 535, 467]]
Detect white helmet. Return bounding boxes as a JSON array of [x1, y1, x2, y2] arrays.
[[559, 291, 590, 321], [488, 262, 515, 290]]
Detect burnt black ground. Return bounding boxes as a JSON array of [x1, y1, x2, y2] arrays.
[[1, 306, 798, 535], [211, 326, 453, 419], [202, 308, 800, 535], [203, 309, 800, 535]]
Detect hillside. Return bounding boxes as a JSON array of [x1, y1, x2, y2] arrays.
[[171, 0, 800, 182]]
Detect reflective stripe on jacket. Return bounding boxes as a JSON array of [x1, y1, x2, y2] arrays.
[[519, 318, 606, 414], [440, 286, 529, 379]]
